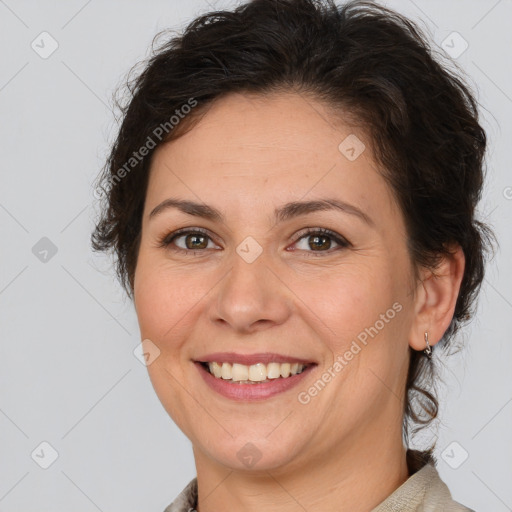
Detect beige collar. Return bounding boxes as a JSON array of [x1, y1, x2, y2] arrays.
[[164, 462, 473, 512]]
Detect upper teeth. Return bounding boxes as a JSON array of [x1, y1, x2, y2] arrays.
[[208, 362, 306, 382]]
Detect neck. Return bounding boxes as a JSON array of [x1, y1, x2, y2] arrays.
[[193, 426, 409, 512]]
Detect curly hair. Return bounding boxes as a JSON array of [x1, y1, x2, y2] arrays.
[[91, 0, 494, 461]]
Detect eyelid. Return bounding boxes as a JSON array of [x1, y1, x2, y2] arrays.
[[158, 226, 351, 253], [158, 227, 220, 250], [290, 227, 351, 251]]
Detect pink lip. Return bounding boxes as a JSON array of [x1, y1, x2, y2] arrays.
[[195, 361, 316, 401], [195, 352, 315, 366]]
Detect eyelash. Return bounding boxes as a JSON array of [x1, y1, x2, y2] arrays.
[[157, 227, 351, 256]]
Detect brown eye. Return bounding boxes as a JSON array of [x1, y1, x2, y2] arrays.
[[183, 233, 209, 250], [160, 228, 220, 253], [308, 234, 332, 251], [293, 228, 350, 254]]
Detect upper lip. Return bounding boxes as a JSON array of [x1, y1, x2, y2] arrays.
[[195, 352, 316, 366]]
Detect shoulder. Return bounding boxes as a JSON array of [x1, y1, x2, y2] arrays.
[[371, 463, 475, 511], [162, 478, 197, 512], [165, 467, 476, 512], [420, 463, 475, 511]]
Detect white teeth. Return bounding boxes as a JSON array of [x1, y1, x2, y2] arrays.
[[232, 363, 248, 382], [249, 363, 266, 382], [210, 362, 222, 378], [266, 362, 281, 379], [206, 361, 307, 382], [221, 362, 231, 379]]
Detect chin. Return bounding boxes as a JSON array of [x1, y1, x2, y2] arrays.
[[199, 435, 306, 473]]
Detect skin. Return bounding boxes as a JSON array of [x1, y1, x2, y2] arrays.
[[133, 91, 465, 512]]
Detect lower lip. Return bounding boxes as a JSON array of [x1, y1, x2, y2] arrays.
[[195, 362, 315, 401]]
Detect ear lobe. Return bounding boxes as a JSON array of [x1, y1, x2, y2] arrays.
[[408, 245, 465, 351]]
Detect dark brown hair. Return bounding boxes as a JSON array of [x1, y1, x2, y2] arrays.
[[91, 0, 494, 459]]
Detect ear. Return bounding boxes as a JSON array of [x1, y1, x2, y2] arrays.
[[408, 244, 465, 351]]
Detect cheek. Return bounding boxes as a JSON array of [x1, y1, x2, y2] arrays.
[[133, 255, 201, 433], [133, 251, 218, 351], [134, 249, 186, 330], [134, 267, 170, 340], [297, 262, 401, 352]]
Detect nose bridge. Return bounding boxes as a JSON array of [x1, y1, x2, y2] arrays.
[[210, 242, 291, 332]]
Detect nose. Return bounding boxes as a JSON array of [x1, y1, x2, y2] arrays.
[[208, 249, 292, 334]]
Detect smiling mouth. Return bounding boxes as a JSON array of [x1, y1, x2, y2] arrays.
[[199, 361, 313, 384]]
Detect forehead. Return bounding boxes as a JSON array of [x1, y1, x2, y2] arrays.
[[152, 91, 370, 171], [146, 91, 398, 225]]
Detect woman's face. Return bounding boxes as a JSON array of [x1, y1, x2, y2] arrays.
[[134, 92, 418, 472]]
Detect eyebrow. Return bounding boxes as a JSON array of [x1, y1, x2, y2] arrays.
[[149, 197, 374, 226]]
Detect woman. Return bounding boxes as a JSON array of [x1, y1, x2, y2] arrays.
[[92, 0, 493, 510]]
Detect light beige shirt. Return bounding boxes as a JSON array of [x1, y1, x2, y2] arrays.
[[163, 461, 475, 512]]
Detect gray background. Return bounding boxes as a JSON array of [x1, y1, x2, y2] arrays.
[[0, 0, 511, 510]]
